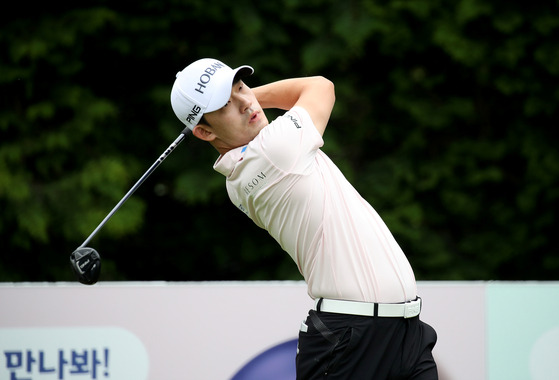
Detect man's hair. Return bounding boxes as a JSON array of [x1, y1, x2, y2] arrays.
[[200, 114, 210, 126]]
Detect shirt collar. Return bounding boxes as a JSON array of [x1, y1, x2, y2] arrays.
[[213, 145, 247, 177]]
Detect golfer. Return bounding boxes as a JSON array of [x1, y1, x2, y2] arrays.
[[171, 58, 438, 379]]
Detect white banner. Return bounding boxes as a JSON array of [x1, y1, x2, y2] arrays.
[[1, 281, 557, 379]]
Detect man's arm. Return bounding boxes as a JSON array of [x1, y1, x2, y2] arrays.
[[252, 77, 335, 136]]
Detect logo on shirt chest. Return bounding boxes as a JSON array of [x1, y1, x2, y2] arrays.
[[237, 203, 249, 216], [243, 171, 267, 196], [286, 115, 301, 129]]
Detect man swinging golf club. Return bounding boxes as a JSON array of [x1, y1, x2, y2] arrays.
[[170, 58, 438, 380]]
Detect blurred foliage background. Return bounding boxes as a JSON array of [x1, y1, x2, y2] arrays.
[[1, 0, 558, 282]]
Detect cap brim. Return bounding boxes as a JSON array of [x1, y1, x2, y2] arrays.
[[205, 65, 254, 113], [233, 66, 254, 82]]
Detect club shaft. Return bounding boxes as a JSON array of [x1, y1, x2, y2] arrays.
[[80, 129, 190, 248]]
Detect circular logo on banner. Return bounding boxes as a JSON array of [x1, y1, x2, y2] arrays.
[[231, 339, 298, 380], [530, 327, 559, 380]]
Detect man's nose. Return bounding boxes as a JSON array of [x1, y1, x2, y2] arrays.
[[235, 94, 252, 113]]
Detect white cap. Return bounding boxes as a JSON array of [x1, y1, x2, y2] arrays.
[[170, 58, 254, 130]]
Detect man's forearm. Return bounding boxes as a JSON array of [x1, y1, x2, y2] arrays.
[[253, 76, 335, 136], [252, 77, 330, 110]]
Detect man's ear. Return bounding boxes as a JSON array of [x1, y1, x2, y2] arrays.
[[192, 124, 215, 142]]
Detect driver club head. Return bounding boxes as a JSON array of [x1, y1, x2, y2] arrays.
[[70, 247, 101, 285]]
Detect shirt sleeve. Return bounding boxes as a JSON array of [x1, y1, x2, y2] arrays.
[[254, 106, 325, 174]]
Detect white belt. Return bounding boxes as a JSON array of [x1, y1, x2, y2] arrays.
[[314, 297, 421, 318]]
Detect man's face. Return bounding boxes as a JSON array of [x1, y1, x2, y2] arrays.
[[201, 81, 268, 152]]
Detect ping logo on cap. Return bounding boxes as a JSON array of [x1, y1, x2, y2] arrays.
[[194, 61, 226, 95], [186, 105, 202, 124]]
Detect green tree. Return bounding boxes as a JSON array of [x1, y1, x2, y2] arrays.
[[1, 0, 558, 282]]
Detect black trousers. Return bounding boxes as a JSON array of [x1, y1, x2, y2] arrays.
[[296, 310, 438, 380]]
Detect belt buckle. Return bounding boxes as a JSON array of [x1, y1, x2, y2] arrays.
[[403, 299, 421, 318]]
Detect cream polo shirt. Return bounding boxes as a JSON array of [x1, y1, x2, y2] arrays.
[[214, 107, 417, 303]]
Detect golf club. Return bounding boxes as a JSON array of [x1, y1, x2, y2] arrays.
[[70, 127, 191, 285]]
